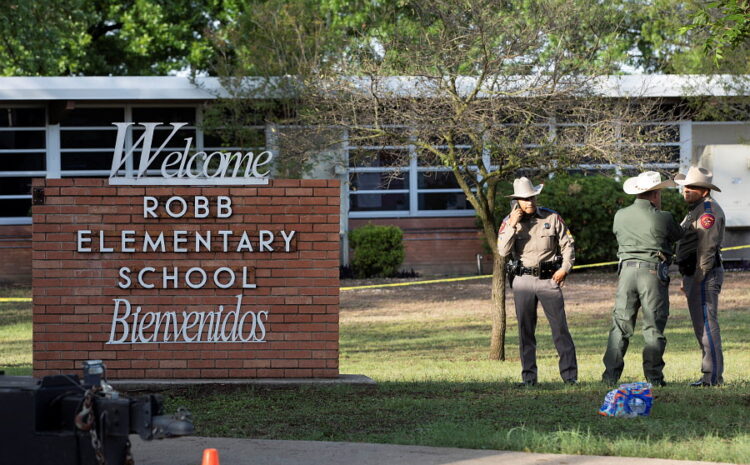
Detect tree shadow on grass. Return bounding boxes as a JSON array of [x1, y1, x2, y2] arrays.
[[162, 380, 750, 463]]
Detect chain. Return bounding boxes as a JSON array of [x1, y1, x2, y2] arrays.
[[75, 387, 107, 465], [124, 439, 135, 465], [74, 388, 96, 431], [90, 425, 107, 465]]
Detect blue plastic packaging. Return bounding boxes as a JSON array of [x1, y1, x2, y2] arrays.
[[598, 382, 653, 417]]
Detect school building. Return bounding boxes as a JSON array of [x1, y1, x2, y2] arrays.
[[1, 76, 749, 284]]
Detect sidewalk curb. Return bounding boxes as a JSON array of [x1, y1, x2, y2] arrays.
[[112, 374, 376, 391]]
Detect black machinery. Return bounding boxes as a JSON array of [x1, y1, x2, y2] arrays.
[[0, 361, 193, 465]]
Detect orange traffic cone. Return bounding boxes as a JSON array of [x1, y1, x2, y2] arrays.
[[201, 448, 220, 465]]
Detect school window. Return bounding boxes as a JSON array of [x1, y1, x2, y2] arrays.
[[0, 104, 270, 224], [60, 107, 125, 174], [346, 121, 683, 217], [0, 107, 46, 224], [346, 126, 476, 218]]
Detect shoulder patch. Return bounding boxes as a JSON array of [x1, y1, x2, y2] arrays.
[[499, 217, 509, 234], [700, 213, 715, 229]]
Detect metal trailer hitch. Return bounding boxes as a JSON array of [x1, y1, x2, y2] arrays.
[[0, 360, 194, 465]]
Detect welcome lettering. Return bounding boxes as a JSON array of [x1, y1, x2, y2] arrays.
[[109, 122, 273, 185]]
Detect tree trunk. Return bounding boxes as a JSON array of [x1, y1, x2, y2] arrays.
[[489, 252, 507, 361]]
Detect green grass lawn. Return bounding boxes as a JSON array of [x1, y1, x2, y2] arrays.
[[3, 274, 750, 462], [0, 296, 32, 376]]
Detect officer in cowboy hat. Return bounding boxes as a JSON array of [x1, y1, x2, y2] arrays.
[[674, 166, 726, 386], [498, 177, 577, 386], [602, 171, 682, 387]]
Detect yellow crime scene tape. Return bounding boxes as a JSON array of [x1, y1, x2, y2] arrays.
[[3, 245, 749, 299], [341, 244, 750, 291]]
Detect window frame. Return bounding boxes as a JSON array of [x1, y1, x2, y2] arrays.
[[346, 121, 685, 219], [0, 105, 47, 225], [347, 130, 476, 218], [0, 103, 272, 224]]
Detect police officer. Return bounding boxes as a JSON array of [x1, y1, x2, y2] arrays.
[[498, 177, 577, 386], [674, 166, 726, 387], [602, 171, 682, 387]]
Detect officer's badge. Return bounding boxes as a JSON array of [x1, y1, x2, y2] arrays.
[[544, 223, 550, 229], [699, 213, 715, 229]]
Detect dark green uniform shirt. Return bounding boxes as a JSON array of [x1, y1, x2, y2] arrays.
[[613, 198, 682, 263]]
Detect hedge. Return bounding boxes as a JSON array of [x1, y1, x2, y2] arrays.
[[349, 223, 405, 278]]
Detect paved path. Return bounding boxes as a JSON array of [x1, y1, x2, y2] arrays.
[[132, 436, 732, 465]]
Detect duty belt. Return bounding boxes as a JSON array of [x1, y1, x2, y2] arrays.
[[624, 261, 658, 270], [518, 266, 543, 276]]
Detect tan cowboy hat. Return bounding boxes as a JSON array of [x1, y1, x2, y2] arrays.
[[674, 166, 721, 192], [507, 177, 543, 199], [623, 171, 677, 195]]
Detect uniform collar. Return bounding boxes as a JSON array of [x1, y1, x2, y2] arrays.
[[690, 195, 711, 210], [517, 207, 544, 223], [533, 207, 544, 218], [633, 198, 656, 209]]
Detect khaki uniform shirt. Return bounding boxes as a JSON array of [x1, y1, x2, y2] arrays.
[[676, 196, 725, 275], [497, 207, 575, 273], [613, 198, 682, 264]]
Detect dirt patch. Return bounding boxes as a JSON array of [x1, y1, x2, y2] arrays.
[[340, 271, 750, 323]]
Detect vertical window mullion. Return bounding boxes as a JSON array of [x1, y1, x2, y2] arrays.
[[679, 120, 692, 173], [196, 106, 204, 152], [45, 123, 61, 179], [481, 132, 490, 173], [124, 105, 133, 177], [614, 121, 623, 180], [342, 128, 351, 266], [265, 122, 279, 170], [547, 119, 557, 176], [409, 142, 418, 215]]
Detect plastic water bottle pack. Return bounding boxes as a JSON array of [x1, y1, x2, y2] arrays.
[[598, 382, 653, 418]]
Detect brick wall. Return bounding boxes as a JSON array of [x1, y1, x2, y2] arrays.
[[0, 224, 32, 285], [32, 178, 340, 379], [349, 217, 493, 275]]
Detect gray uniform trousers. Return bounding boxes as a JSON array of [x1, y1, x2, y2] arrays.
[[683, 267, 724, 385], [512, 274, 578, 382]]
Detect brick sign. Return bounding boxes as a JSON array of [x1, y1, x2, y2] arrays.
[[32, 178, 340, 379]]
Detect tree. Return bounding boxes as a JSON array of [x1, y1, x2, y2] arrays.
[[681, 0, 750, 65], [208, 0, 677, 360], [0, 0, 234, 75]]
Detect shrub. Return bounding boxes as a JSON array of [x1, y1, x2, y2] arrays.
[[348, 224, 405, 278], [489, 174, 688, 265]]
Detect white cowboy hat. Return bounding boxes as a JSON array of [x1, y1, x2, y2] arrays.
[[623, 171, 676, 195], [674, 166, 721, 192], [507, 177, 543, 199]]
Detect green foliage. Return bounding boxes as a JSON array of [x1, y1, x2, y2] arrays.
[[536, 175, 630, 264], [5, 0, 750, 78], [0, 0, 234, 76], [348, 224, 405, 278], [680, 0, 750, 66], [491, 174, 688, 264]]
